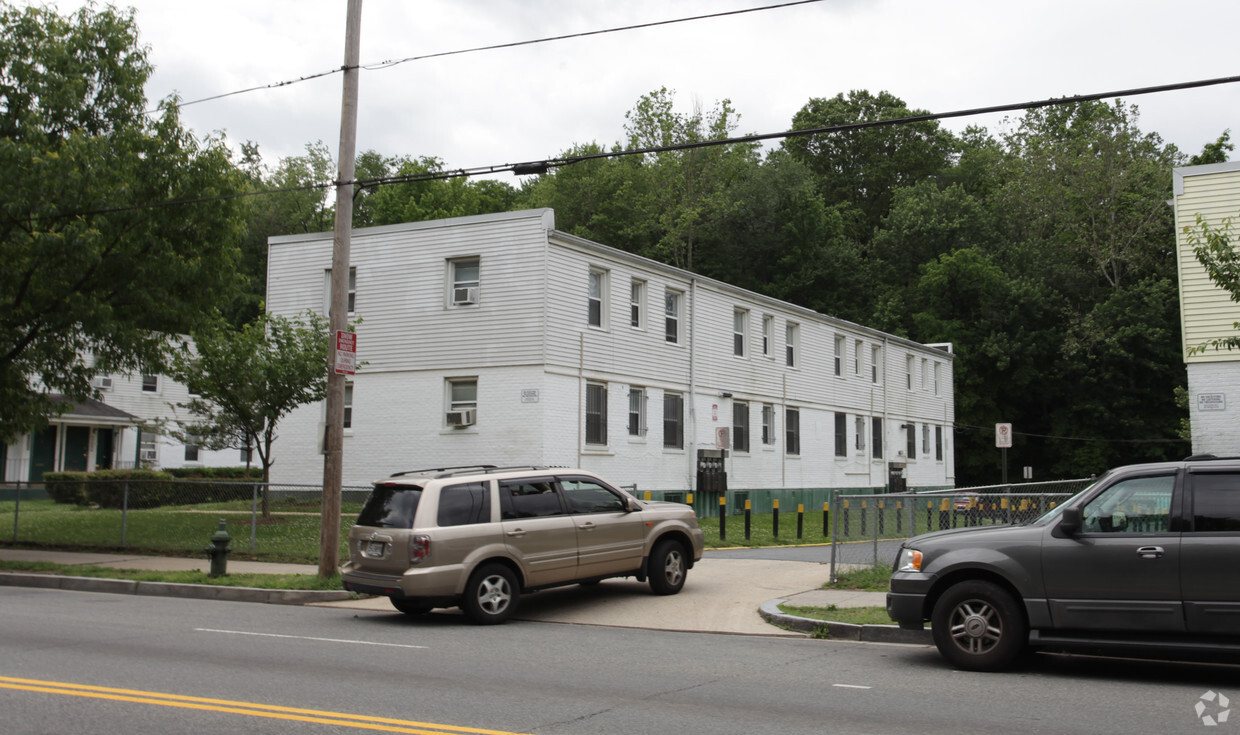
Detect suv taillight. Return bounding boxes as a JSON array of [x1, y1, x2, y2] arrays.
[[409, 534, 431, 564]]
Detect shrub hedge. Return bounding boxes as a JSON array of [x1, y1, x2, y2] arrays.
[[42, 468, 260, 509]]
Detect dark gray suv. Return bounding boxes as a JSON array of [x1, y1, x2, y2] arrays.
[[887, 456, 1240, 670]]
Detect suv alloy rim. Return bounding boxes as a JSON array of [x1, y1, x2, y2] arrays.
[[948, 598, 1001, 654], [477, 572, 512, 615]]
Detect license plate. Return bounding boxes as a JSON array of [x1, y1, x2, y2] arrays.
[[361, 540, 387, 558]]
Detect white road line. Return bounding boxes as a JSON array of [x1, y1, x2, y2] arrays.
[[195, 628, 427, 649], [832, 684, 873, 689]]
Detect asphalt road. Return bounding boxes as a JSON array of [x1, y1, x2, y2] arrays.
[[3, 586, 1236, 735]]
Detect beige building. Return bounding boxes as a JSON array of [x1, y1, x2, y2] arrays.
[[1173, 161, 1240, 455]]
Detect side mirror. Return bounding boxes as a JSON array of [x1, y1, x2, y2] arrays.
[[1059, 507, 1082, 536]]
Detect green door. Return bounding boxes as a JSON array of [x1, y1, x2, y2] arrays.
[[95, 429, 114, 470], [64, 426, 90, 472], [30, 426, 57, 482]]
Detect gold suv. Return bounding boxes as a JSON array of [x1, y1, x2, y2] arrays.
[[342, 465, 706, 624]]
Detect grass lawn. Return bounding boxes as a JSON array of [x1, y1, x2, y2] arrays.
[[0, 558, 343, 589]]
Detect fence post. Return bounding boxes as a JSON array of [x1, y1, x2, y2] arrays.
[[121, 481, 129, 547], [11, 479, 20, 543], [796, 504, 804, 540], [250, 483, 259, 553], [772, 498, 780, 538], [744, 498, 751, 540], [718, 495, 726, 540], [829, 490, 839, 584], [822, 501, 829, 538]]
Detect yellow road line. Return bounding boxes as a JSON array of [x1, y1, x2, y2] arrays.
[[0, 676, 531, 735]]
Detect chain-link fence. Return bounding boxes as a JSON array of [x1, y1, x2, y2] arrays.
[[827, 478, 1094, 580], [2, 480, 372, 562]]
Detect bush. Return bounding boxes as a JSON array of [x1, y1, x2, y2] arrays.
[[166, 466, 262, 480], [44, 472, 90, 505], [82, 469, 177, 509]]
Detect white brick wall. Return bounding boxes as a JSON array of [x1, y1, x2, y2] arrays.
[[1188, 362, 1240, 455]]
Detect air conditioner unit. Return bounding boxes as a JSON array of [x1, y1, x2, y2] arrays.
[[91, 376, 113, 390], [452, 286, 479, 305], [139, 449, 158, 462], [446, 408, 476, 427]]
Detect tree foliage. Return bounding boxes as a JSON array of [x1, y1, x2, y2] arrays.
[[0, 2, 245, 441], [168, 311, 330, 514]]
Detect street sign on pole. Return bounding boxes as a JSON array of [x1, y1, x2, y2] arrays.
[[334, 330, 356, 376], [995, 423, 1013, 448]]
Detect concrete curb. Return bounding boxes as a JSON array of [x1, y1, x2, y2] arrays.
[[0, 572, 355, 605], [759, 598, 933, 645]]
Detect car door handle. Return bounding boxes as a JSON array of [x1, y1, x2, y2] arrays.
[[506, 529, 526, 537], [577, 522, 596, 531], [1136, 545, 1164, 559]]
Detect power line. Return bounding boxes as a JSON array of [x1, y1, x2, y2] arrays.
[[955, 423, 1190, 445], [47, 73, 1240, 220], [152, 1, 826, 113]]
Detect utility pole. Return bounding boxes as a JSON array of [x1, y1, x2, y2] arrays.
[[320, 0, 362, 578]]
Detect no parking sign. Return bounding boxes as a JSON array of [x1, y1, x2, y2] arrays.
[[995, 423, 1013, 448]]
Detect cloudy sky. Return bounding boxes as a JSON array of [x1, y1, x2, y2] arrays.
[[46, 0, 1240, 176]]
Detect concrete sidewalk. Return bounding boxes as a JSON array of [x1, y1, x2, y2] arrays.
[[0, 548, 922, 642]]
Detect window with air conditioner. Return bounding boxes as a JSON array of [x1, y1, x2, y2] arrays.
[[446, 378, 477, 428], [450, 257, 480, 305], [92, 376, 113, 390]]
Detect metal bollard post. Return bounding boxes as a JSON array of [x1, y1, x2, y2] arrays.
[[822, 502, 829, 538], [744, 499, 752, 540], [796, 504, 804, 539], [719, 496, 727, 540], [772, 498, 780, 538]]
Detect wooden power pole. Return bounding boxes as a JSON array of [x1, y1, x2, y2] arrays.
[[320, 0, 362, 578]]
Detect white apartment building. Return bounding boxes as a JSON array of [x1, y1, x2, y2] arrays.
[[2, 361, 250, 483], [1173, 161, 1240, 455], [266, 209, 956, 496]]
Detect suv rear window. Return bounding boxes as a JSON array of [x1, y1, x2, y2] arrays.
[[357, 483, 423, 528]]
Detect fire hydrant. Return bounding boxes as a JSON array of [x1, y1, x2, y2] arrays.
[[206, 518, 232, 578]]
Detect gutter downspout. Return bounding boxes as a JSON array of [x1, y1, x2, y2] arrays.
[[577, 332, 585, 466], [688, 278, 698, 491]]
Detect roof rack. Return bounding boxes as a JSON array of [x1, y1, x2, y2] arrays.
[[386, 465, 560, 480], [1184, 454, 1240, 462]]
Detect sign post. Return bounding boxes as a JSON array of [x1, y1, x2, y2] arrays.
[[995, 423, 1013, 485]]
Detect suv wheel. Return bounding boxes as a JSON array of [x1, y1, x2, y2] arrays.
[[462, 563, 519, 625], [931, 580, 1027, 671], [647, 539, 687, 595]]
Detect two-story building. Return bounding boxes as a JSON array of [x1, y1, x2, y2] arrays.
[[1173, 161, 1240, 454], [265, 209, 956, 500]]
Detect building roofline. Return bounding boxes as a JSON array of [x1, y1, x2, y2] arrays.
[[1173, 160, 1240, 196], [268, 208, 555, 246]]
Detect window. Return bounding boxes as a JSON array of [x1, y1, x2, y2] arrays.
[[562, 477, 627, 513], [872, 417, 883, 459], [786, 323, 798, 368], [663, 392, 684, 449], [588, 268, 607, 328], [872, 345, 881, 384], [630, 279, 645, 328], [762, 404, 775, 445], [437, 481, 490, 526], [1081, 475, 1174, 533], [500, 478, 565, 519], [935, 426, 944, 461], [447, 378, 476, 428], [665, 290, 681, 344], [343, 381, 354, 429], [834, 413, 847, 457], [585, 382, 607, 446], [855, 417, 866, 451], [906, 423, 916, 460], [240, 447, 253, 464], [854, 340, 862, 375], [450, 257, 480, 305], [324, 266, 357, 315], [732, 401, 749, 452], [934, 362, 941, 396], [906, 355, 915, 390], [1191, 473, 1240, 532], [627, 387, 646, 437], [763, 315, 774, 357], [785, 407, 800, 455], [184, 444, 199, 462], [922, 424, 930, 455], [834, 336, 844, 376], [921, 358, 929, 390], [733, 309, 747, 357], [141, 375, 159, 393]]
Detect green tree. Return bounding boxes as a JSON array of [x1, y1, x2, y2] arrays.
[[1183, 214, 1240, 354], [364, 154, 519, 226], [0, 2, 245, 441], [168, 311, 330, 515], [782, 90, 957, 240], [1189, 130, 1233, 166]]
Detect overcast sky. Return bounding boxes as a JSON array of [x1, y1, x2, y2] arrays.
[[46, 0, 1240, 177]]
